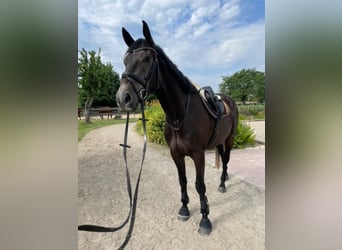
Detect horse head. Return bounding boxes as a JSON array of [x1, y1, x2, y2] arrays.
[[116, 21, 159, 111]]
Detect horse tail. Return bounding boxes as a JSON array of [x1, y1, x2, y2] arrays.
[[215, 148, 220, 168]]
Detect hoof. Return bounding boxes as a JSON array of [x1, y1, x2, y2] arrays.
[[178, 206, 190, 221], [218, 185, 226, 193], [198, 217, 212, 235]]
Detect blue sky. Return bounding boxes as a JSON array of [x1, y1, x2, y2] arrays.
[[78, 0, 264, 91]]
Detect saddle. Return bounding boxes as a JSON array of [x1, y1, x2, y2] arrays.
[[199, 87, 229, 119], [198, 86, 230, 146]]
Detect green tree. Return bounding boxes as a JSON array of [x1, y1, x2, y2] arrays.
[[78, 48, 120, 123], [219, 68, 265, 104], [254, 71, 265, 103], [95, 62, 120, 106]]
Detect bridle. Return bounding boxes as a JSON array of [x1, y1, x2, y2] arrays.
[[78, 47, 158, 250], [121, 47, 159, 101]]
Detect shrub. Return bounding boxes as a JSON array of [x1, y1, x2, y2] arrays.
[[136, 104, 256, 148], [136, 105, 167, 145], [233, 122, 256, 149]]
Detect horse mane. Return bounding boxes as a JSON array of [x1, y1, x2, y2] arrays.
[[128, 39, 198, 94]]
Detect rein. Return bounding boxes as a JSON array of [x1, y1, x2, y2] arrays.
[[78, 102, 148, 250]]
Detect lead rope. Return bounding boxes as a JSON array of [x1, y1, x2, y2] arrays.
[[78, 101, 148, 250], [117, 102, 148, 250]]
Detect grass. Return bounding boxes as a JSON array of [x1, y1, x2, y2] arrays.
[[238, 104, 265, 121], [239, 113, 265, 121], [78, 118, 139, 141]]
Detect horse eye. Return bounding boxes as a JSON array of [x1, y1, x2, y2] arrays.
[[143, 56, 151, 63]]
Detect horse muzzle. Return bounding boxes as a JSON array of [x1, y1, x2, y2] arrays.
[[116, 83, 139, 112]]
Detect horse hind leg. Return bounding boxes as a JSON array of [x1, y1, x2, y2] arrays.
[[218, 135, 234, 193], [217, 144, 227, 193]]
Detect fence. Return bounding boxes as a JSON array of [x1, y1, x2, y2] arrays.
[[78, 107, 122, 119]]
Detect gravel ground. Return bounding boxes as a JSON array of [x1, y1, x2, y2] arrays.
[[78, 123, 265, 250]]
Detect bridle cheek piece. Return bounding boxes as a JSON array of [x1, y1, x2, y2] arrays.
[[121, 47, 159, 103]]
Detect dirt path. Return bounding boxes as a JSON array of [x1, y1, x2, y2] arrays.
[[78, 123, 265, 250]]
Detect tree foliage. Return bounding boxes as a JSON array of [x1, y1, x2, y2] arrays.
[[219, 68, 265, 104], [78, 48, 120, 122]]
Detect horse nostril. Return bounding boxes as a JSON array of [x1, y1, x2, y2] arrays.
[[125, 93, 131, 104]]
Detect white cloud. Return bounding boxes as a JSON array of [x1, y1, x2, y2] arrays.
[[193, 22, 211, 37], [220, 0, 240, 20], [142, 0, 185, 10], [188, 5, 214, 26], [78, 0, 265, 91]]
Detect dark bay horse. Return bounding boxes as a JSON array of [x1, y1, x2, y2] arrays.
[[116, 21, 238, 234]]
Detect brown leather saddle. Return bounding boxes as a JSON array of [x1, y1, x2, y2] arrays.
[[199, 87, 230, 119]]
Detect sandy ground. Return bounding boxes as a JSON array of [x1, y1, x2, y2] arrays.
[[78, 123, 265, 250]]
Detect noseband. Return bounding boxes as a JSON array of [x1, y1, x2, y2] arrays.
[[121, 47, 159, 101]]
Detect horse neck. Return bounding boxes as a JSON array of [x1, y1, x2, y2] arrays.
[[156, 64, 188, 123]]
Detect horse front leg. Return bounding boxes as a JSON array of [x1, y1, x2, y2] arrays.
[[171, 151, 190, 221], [192, 152, 212, 234]]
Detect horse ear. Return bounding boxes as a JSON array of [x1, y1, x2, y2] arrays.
[[122, 27, 135, 47], [142, 20, 155, 47]]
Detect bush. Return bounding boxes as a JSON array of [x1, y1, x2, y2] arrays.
[[136, 105, 167, 145], [136, 103, 256, 148], [233, 122, 256, 149]]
